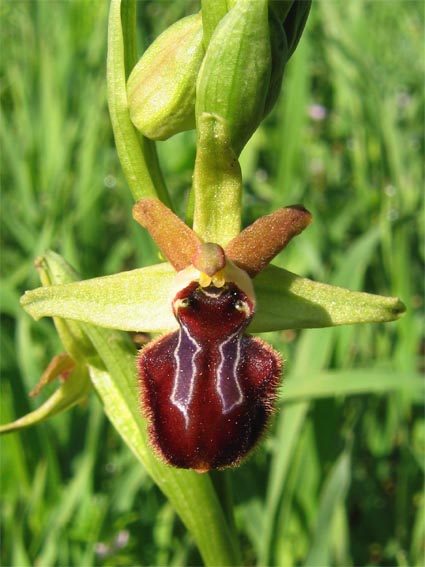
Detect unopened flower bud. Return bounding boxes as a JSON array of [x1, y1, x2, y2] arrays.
[[127, 13, 204, 140], [196, 0, 271, 156]]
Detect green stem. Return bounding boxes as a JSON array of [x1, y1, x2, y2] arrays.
[[107, 0, 171, 207], [119, 0, 137, 79], [210, 470, 239, 547], [192, 113, 242, 245]]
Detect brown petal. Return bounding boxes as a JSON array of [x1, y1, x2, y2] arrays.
[[133, 198, 202, 271], [225, 205, 312, 277]]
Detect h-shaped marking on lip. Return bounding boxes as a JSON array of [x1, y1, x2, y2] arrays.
[[171, 322, 245, 427]]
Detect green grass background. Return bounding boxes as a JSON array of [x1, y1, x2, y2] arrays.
[[1, 1, 423, 565]]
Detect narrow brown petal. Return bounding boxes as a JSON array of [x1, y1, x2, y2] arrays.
[[133, 198, 202, 271], [225, 205, 312, 277]]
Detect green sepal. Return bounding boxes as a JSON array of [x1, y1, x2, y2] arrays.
[[192, 114, 242, 245], [20, 260, 405, 334], [196, 0, 271, 155], [127, 13, 204, 140], [21, 262, 177, 333], [0, 364, 92, 434], [250, 265, 406, 333], [281, 369, 424, 404]]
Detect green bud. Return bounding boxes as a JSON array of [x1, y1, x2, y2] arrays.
[[127, 13, 204, 140], [196, 0, 271, 156]]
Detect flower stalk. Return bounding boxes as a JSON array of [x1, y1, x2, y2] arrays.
[[107, 0, 170, 205]]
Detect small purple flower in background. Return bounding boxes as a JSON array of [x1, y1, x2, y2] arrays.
[[308, 103, 327, 121], [95, 530, 130, 559]]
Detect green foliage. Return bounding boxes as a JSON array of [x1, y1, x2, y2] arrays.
[[1, 1, 423, 566]]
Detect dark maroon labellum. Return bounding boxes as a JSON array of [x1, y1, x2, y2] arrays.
[[138, 279, 281, 472]]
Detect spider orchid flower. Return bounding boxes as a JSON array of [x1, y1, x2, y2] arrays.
[[3, 198, 404, 473]]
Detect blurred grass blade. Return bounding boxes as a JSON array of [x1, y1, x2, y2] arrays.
[[304, 450, 351, 567], [282, 370, 424, 403], [0, 365, 92, 434], [251, 264, 405, 332], [34, 402, 105, 567], [83, 323, 241, 566], [107, 0, 170, 205], [259, 328, 337, 566]]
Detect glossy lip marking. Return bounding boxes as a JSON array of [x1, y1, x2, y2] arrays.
[[217, 329, 244, 413], [170, 285, 247, 426], [171, 319, 201, 428]]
